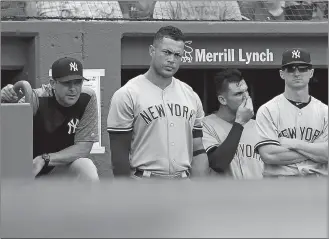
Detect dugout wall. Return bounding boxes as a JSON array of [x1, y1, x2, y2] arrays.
[[1, 21, 328, 177], [121, 34, 328, 113]]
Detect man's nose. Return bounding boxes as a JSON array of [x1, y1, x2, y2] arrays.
[[68, 83, 75, 89], [166, 53, 176, 62], [293, 68, 301, 75], [68, 82, 78, 91]]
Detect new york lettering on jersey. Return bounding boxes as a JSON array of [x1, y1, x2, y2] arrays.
[[277, 126, 321, 142], [139, 103, 195, 125], [203, 115, 263, 179], [255, 94, 328, 176], [107, 74, 204, 175], [255, 94, 327, 146]]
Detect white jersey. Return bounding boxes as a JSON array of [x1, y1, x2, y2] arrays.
[[202, 114, 264, 179], [255, 94, 328, 176], [107, 74, 204, 175]]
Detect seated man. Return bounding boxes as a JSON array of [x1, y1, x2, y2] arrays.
[[1, 57, 99, 181], [238, 1, 285, 21], [119, 1, 156, 19], [153, 1, 242, 20], [29, 1, 123, 20]]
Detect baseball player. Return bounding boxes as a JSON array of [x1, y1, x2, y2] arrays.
[[1, 57, 100, 181], [255, 48, 328, 178], [107, 26, 209, 179], [202, 69, 264, 179]]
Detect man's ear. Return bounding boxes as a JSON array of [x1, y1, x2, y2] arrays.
[[149, 45, 155, 57], [309, 68, 314, 79], [49, 79, 56, 89], [217, 94, 226, 105], [279, 70, 285, 80]]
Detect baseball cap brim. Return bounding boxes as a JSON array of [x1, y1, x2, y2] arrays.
[[282, 61, 312, 67], [55, 75, 88, 82]]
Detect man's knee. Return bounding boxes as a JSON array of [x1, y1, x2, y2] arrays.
[[70, 158, 99, 182]]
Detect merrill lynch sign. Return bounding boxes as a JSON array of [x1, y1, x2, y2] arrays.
[[182, 41, 274, 64]]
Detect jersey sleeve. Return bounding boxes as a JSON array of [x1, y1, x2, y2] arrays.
[[74, 88, 99, 143], [319, 121, 328, 142], [202, 120, 221, 153], [315, 105, 328, 142], [254, 104, 280, 152], [19, 84, 53, 115], [192, 92, 205, 138], [107, 87, 134, 133]]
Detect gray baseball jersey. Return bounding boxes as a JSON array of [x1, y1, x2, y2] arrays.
[[202, 114, 264, 179], [107, 74, 204, 175], [255, 94, 328, 176]]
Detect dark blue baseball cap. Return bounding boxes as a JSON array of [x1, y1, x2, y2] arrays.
[[51, 57, 87, 82], [281, 48, 312, 67]]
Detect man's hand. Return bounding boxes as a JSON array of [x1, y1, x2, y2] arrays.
[[1, 84, 19, 102], [235, 97, 254, 126], [33, 156, 45, 176]]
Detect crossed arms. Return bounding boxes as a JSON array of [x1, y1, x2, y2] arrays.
[[257, 140, 328, 166], [255, 104, 328, 165]]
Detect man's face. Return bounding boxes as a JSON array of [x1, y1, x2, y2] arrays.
[[51, 79, 83, 107], [219, 80, 250, 113], [280, 64, 314, 89], [150, 37, 185, 78]]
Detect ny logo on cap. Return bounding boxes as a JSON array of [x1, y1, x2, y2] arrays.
[[292, 50, 300, 59], [69, 62, 78, 71]]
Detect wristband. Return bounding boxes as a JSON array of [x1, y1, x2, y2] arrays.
[[42, 153, 50, 167], [193, 149, 206, 157]]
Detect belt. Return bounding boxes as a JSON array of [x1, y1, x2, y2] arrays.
[[133, 169, 190, 179]]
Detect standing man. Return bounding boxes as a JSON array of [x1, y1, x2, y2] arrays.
[[255, 48, 328, 178], [1, 57, 100, 181], [202, 69, 264, 179], [107, 26, 208, 179]]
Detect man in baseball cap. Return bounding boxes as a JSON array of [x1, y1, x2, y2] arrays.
[[1, 56, 100, 181], [51, 57, 88, 82], [255, 47, 328, 178], [281, 48, 312, 67]]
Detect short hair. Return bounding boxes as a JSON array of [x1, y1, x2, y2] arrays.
[[214, 68, 243, 95], [153, 25, 185, 45]]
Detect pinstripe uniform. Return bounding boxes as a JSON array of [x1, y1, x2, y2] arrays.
[[255, 94, 328, 177], [107, 74, 204, 176], [203, 115, 264, 179]]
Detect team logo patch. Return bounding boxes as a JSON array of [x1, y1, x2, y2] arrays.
[[69, 62, 78, 71], [182, 40, 194, 63], [291, 50, 300, 59], [67, 118, 79, 134]]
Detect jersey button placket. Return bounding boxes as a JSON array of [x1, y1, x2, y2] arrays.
[[163, 90, 173, 174], [168, 120, 176, 174]]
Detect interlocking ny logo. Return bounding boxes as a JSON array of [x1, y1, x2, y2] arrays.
[[69, 62, 78, 71], [182, 41, 194, 63], [67, 118, 79, 134], [292, 50, 300, 59]]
